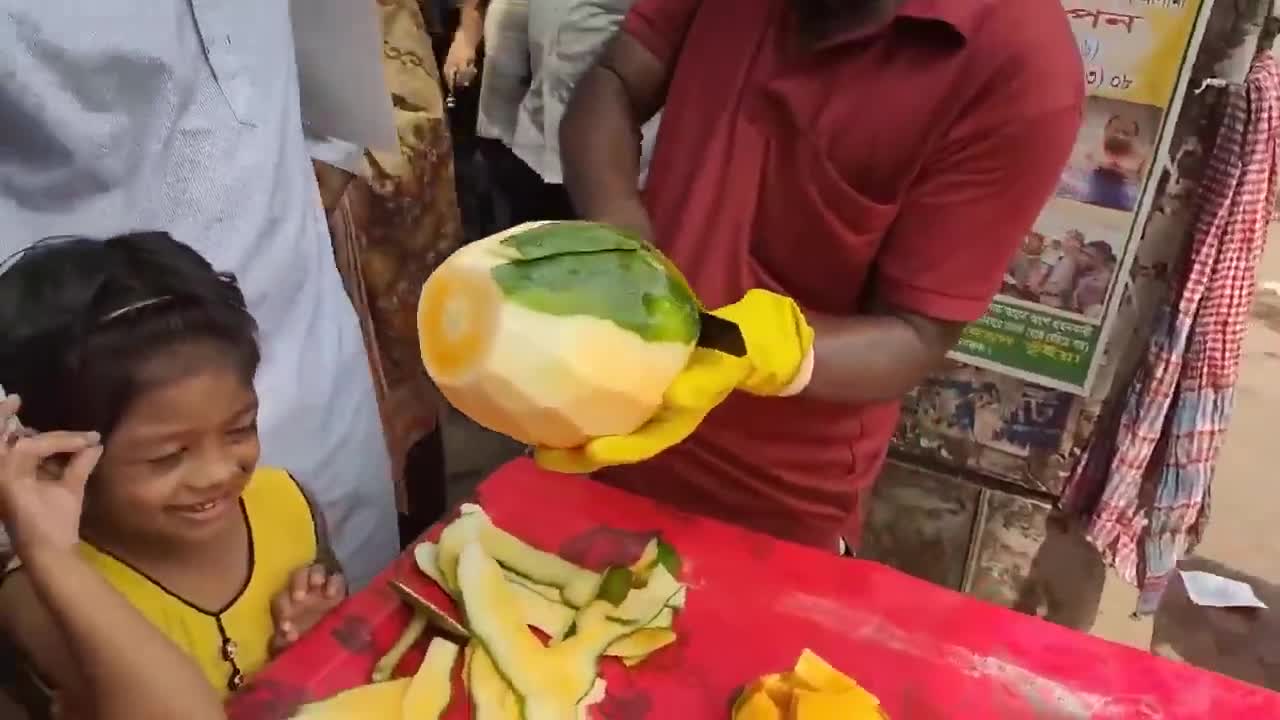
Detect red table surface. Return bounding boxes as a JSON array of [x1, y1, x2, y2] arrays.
[[226, 459, 1280, 719]]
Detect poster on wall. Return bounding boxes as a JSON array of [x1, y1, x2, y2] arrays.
[[950, 0, 1212, 394]]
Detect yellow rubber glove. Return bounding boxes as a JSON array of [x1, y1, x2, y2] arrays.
[[535, 289, 815, 474]]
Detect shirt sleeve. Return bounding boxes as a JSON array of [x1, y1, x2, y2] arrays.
[[621, 0, 703, 66], [873, 104, 1081, 323], [304, 127, 366, 174]]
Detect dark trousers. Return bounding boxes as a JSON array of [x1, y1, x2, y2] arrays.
[[479, 139, 575, 224]]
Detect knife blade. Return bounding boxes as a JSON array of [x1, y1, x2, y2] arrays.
[[696, 311, 747, 357]]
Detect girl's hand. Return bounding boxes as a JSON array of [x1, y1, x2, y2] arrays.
[[0, 395, 102, 560], [269, 563, 346, 654], [442, 36, 478, 90]]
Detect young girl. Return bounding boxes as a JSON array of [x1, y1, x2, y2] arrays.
[[0, 232, 347, 715]]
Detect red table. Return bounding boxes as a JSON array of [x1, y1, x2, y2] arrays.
[[227, 459, 1280, 719]]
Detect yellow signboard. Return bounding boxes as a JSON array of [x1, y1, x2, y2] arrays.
[[1067, 0, 1205, 106], [953, 0, 1210, 393]]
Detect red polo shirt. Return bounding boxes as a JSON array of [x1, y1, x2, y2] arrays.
[[595, 0, 1083, 550]]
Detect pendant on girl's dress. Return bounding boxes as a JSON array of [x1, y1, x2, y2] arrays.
[[222, 638, 244, 691]]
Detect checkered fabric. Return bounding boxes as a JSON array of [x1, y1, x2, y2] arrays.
[[1063, 53, 1280, 615]]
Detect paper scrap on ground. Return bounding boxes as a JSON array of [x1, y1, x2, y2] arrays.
[[1179, 570, 1268, 609]]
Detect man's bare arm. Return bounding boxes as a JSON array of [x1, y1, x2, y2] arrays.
[[802, 305, 965, 404], [559, 33, 671, 239]]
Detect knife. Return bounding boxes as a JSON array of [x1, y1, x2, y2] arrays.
[[696, 312, 747, 357]]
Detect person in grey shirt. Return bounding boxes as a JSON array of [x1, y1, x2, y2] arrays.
[[511, 0, 660, 190], [0, 1, 398, 591]]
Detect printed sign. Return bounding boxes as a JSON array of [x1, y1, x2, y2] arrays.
[[951, 0, 1211, 393]]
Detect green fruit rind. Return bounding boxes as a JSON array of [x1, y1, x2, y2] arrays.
[[490, 222, 700, 345]]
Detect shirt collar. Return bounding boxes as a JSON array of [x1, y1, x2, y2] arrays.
[[810, 0, 980, 49], [894, 0, 984, 39]]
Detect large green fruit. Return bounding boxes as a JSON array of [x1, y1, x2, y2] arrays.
[[418, 221, 700, 448]]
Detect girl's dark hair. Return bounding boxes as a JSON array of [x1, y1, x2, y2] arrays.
[[0, 232, 259, 437]]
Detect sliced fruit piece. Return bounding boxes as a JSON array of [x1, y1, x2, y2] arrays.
[[418, 221, 700, 449], [434, 511, 488, 591], [787, 688, 887, 719], [604, 627, 677, 659], [426, 519, 687, 612], [402, 637, 460, 718], [414, 542, 454, 598], [372, 610, 430, 683], [292, 679, 409, 718], [595, 567, 634, 607], [436, 509, 601, 607], [390, 581, 469, 639], [457, 542, 594, 717], [457, 543, 677, 719], [646, 607, 675, 629], [417, 541, 610, 641], [731, 684, 786, 720], [509, 577, 577, 639], [504, 570, 563, 604], [468, 643, 521, 720], [792, 649, 861, 694], [755, 674, 796, 710], [627, 539, 660, 584], [611, 564, 680, 622], [576, 678, 607, 720], [655, 539, 683, 578]]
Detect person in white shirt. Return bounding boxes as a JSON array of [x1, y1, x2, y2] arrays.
[[512, 0, 661, 191], [0, 0, 398, 591]]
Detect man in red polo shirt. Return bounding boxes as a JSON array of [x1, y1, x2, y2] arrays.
[[543, 0, 1083, 552]]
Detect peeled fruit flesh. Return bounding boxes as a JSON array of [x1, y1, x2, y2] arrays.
[[418, 221, 700, 448], [732, 650, 888, 720]]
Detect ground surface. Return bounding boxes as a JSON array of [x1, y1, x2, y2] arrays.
[[1084, 228, 1280, 689]]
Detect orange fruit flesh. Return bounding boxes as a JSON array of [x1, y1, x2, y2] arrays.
[[418, 265, 499, 385]]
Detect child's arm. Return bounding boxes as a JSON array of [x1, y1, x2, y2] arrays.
[[268, 480, 347, 654], [4, 552, 225, 720]]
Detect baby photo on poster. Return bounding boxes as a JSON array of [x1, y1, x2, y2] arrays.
[[1001, 198, 1128, 321], [1054, 96, 1164, 213]]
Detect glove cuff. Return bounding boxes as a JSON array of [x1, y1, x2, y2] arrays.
[[775, 347, 815, 398]]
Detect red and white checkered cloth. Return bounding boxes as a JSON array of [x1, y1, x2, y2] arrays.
[[1063, 53, 1280, 615]]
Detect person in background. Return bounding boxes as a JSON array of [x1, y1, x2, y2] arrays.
[[543, 0, 1083, 554], [1007, 232, 1046, 298], [0, 234, 342, 715], [317, 0, 465, 543], [0, 396, 226, 720], [1072, 241, 1118, 318], [442, 0, 489, 94], [444, 0, 575, 225], [510, 0, 662, 196], [0, 1, 397, 593], [1034, 229, 1086, 309], [1082, 114, 1147, 211]]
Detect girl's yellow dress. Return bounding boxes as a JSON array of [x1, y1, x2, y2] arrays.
[[78, 467, 318, 696]]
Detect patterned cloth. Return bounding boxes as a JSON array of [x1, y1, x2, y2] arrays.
[[1062, 53, 1280, 615], [325, 0, 464, 507]]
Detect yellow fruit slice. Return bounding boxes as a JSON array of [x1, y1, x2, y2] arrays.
[[788, 688, 887, 720], [402, 637, 460, 718], [732, 685, 786, 720], [291, 679, 409, 718]]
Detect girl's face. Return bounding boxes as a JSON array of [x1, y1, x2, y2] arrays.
[[85, 363, 260, 547]]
